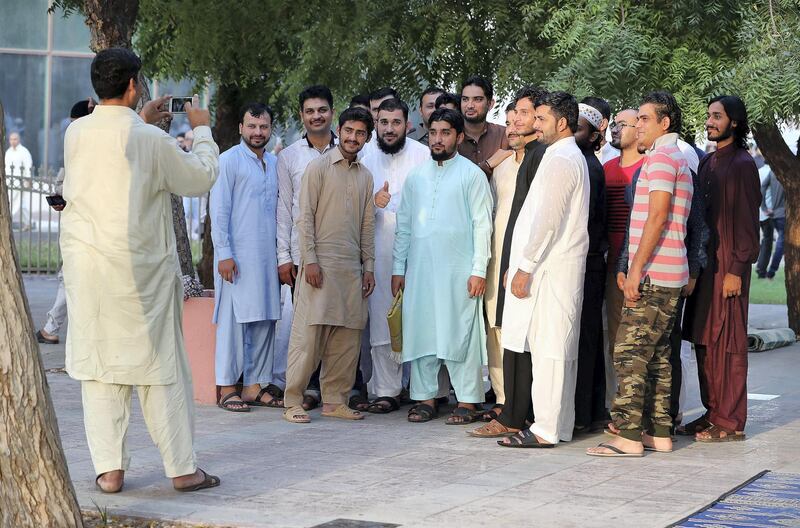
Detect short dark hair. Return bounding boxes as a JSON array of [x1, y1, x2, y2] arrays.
[[90, 48, 141, 100], [515, 85, 547, 107], [377, 98, 409, 121], [349, 94, 370, 108], [505, 102, 516, 113], [434, 92, 460, 109], [641, 91, 682, 134], [70, 100, 92, 119], [535, 91, 579, 133], [580, 96, 611, 121], [299, 85, 333, 112], [460, 75, 494, 101], [428, 108, 464, 135], [369, 87, 398, 102], [239, 102, 274, 124], [419, 86, 445, 105], [338, 106, 374, 134], [709, 95, 750, 149]]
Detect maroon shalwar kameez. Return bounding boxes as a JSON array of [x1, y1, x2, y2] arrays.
[[683, 143, 760, 432]]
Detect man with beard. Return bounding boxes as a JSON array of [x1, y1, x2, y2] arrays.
[[572, 102, 608, 433], [283, 107, 376, 423], [417, 86, 444, 145], [211, 103, 282, 411], [277, 85, 338, 410], [392, 108, 493, 424], [361, 98, 428, 413], [499, 92, 589, 448], [458, 75, 510, 177], [467, 102, 527, 435], [682, 95, 760, 442], [588, 91, 693, 457]]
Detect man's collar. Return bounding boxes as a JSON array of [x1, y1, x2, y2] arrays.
[[647, 132, 679, 153], [238, 140, 263, 160], [331, 144, 361, 166]]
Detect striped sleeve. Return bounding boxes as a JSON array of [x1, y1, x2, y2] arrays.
[[646, 151, 678, 194]]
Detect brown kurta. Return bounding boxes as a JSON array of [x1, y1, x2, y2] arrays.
[[683, 143, 761, 431], [458, 122, 509, 177], [296, 146, 375, 330]]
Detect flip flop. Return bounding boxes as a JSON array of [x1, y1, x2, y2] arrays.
[[586, 442, 643, 458], [174, 469, 221, 492], [217, 392, 250, 412], [322, 404, 365, 420], [283, 405, 311, 423], [243, 386, 283, 408]]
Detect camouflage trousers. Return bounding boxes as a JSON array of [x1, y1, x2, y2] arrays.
[[610, 282, 681, 440]]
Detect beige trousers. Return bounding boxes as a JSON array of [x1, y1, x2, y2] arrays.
[[284, 314, 361, 408], [486, 326, 505, 404], [81, 347, 196, 478]]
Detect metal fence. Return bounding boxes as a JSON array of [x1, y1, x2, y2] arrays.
[[5, 163, 206, 274]]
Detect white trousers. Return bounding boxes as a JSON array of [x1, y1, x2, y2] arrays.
[[529, 354, 578, 444], [80, 347, 196, 478], [368, 344, 403, 398]]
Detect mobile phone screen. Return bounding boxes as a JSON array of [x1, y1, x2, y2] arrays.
[[171, 97, 193, 113]]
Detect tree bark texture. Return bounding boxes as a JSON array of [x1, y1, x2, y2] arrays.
[[198, 83, 244, 288], [753, 121, 800, 332], [0, 104, 84, 527], [82, 0, 196, 279]]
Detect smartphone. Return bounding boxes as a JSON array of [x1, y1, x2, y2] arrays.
[[169, 96, 193, 114], [46, 195, 67, 207]]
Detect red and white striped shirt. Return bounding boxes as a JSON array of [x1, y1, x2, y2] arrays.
[[627, 133, 693, 288]]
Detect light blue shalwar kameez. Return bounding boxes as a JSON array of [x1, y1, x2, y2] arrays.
[[393, 154, 493, 403], [211, 141, 281, 386]]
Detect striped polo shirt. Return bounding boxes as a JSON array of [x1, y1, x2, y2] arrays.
[[627, 133, 693, 288]]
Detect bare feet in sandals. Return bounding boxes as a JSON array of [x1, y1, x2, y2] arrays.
[[586, 434, 644, 457], [642, 433, 673, 452], [468, 419, 519, 438]]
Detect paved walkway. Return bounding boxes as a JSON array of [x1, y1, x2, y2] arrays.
[[24, 275, 800, 528]]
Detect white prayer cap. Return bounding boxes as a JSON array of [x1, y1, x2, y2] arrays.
[[578, 103, 603, 131]]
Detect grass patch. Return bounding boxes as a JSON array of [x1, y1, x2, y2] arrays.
[[749, 267, 787, 305]]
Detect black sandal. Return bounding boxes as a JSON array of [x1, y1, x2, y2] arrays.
[[480, 404, 503, 422], [243, 386, 283, 408], [367, 396, 400, 414], [348, 393, 370, 412], [302, 393, 320, 411], [676, 416, 711, 436], [446, 406, 480, 425], [217, 392, 250, 412], [497, 429, 555, 448], [408, 403, 438, 423]]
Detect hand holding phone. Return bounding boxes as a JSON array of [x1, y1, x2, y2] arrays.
[[46, 195, 67, 211]]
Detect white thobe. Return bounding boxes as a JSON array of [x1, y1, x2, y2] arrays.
[[501, 136, 589, 444], [361, 138, 428, 397], [5, 144, 34, 224]]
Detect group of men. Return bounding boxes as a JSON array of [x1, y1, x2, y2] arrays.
[[210, 74, 761, 456], [59, 48, 762, 494]]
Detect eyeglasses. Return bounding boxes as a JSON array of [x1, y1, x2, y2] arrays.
[[610, 122, 636, 131]]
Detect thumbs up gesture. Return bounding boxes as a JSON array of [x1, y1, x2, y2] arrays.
[[374, 180, 391, 208]]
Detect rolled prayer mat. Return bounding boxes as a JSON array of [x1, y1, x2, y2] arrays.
[[747, 328, 796, 352]]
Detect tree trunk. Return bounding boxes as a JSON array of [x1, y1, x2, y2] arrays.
[[752, 121, 800, 332], [198, 82, 243, 288], [82, 0, 196, 280], [0, 104, 84, 527]]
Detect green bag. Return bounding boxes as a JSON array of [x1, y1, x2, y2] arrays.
[[387, 289, 403, 353]]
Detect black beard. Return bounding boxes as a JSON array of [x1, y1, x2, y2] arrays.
[[708, 125, 733, 142], [431, 149, 456, 162], [243, 136, 267, 150], [377, 133, 406, 155], [464, 113, 487, 124]]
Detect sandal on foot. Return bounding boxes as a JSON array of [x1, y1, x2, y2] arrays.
[[408, 403, 437, 423], [302, 393, 320, 411], [243, 386, 283, 408], [265, 383, 284, 399], [480, 404, 503, 422], [468, 419, 519, 438], [36, 330, 59, 345], [348, 394, 370, 412], [95, 472, 123, 494], [446, 406, 480, 425], [322, 404, 365, 420], [676, 416, 711, 436], [174, 469, 221, 492], [367, 396, 400, 414], [695, 424, 745, 443], [283, 405, 311, 423], [586, 442, 643, 458], [497, 429, 555, 448], [217, 392, 250, 412]]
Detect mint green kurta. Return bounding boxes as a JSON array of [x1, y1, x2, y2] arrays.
[[393, 154, 493, 363]]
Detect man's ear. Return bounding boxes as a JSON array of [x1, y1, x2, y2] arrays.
[[456, 131, 465, 146]]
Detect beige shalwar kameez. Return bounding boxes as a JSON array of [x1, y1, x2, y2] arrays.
[[61, 105, 219, 477], [284, 147, 375, 408]]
